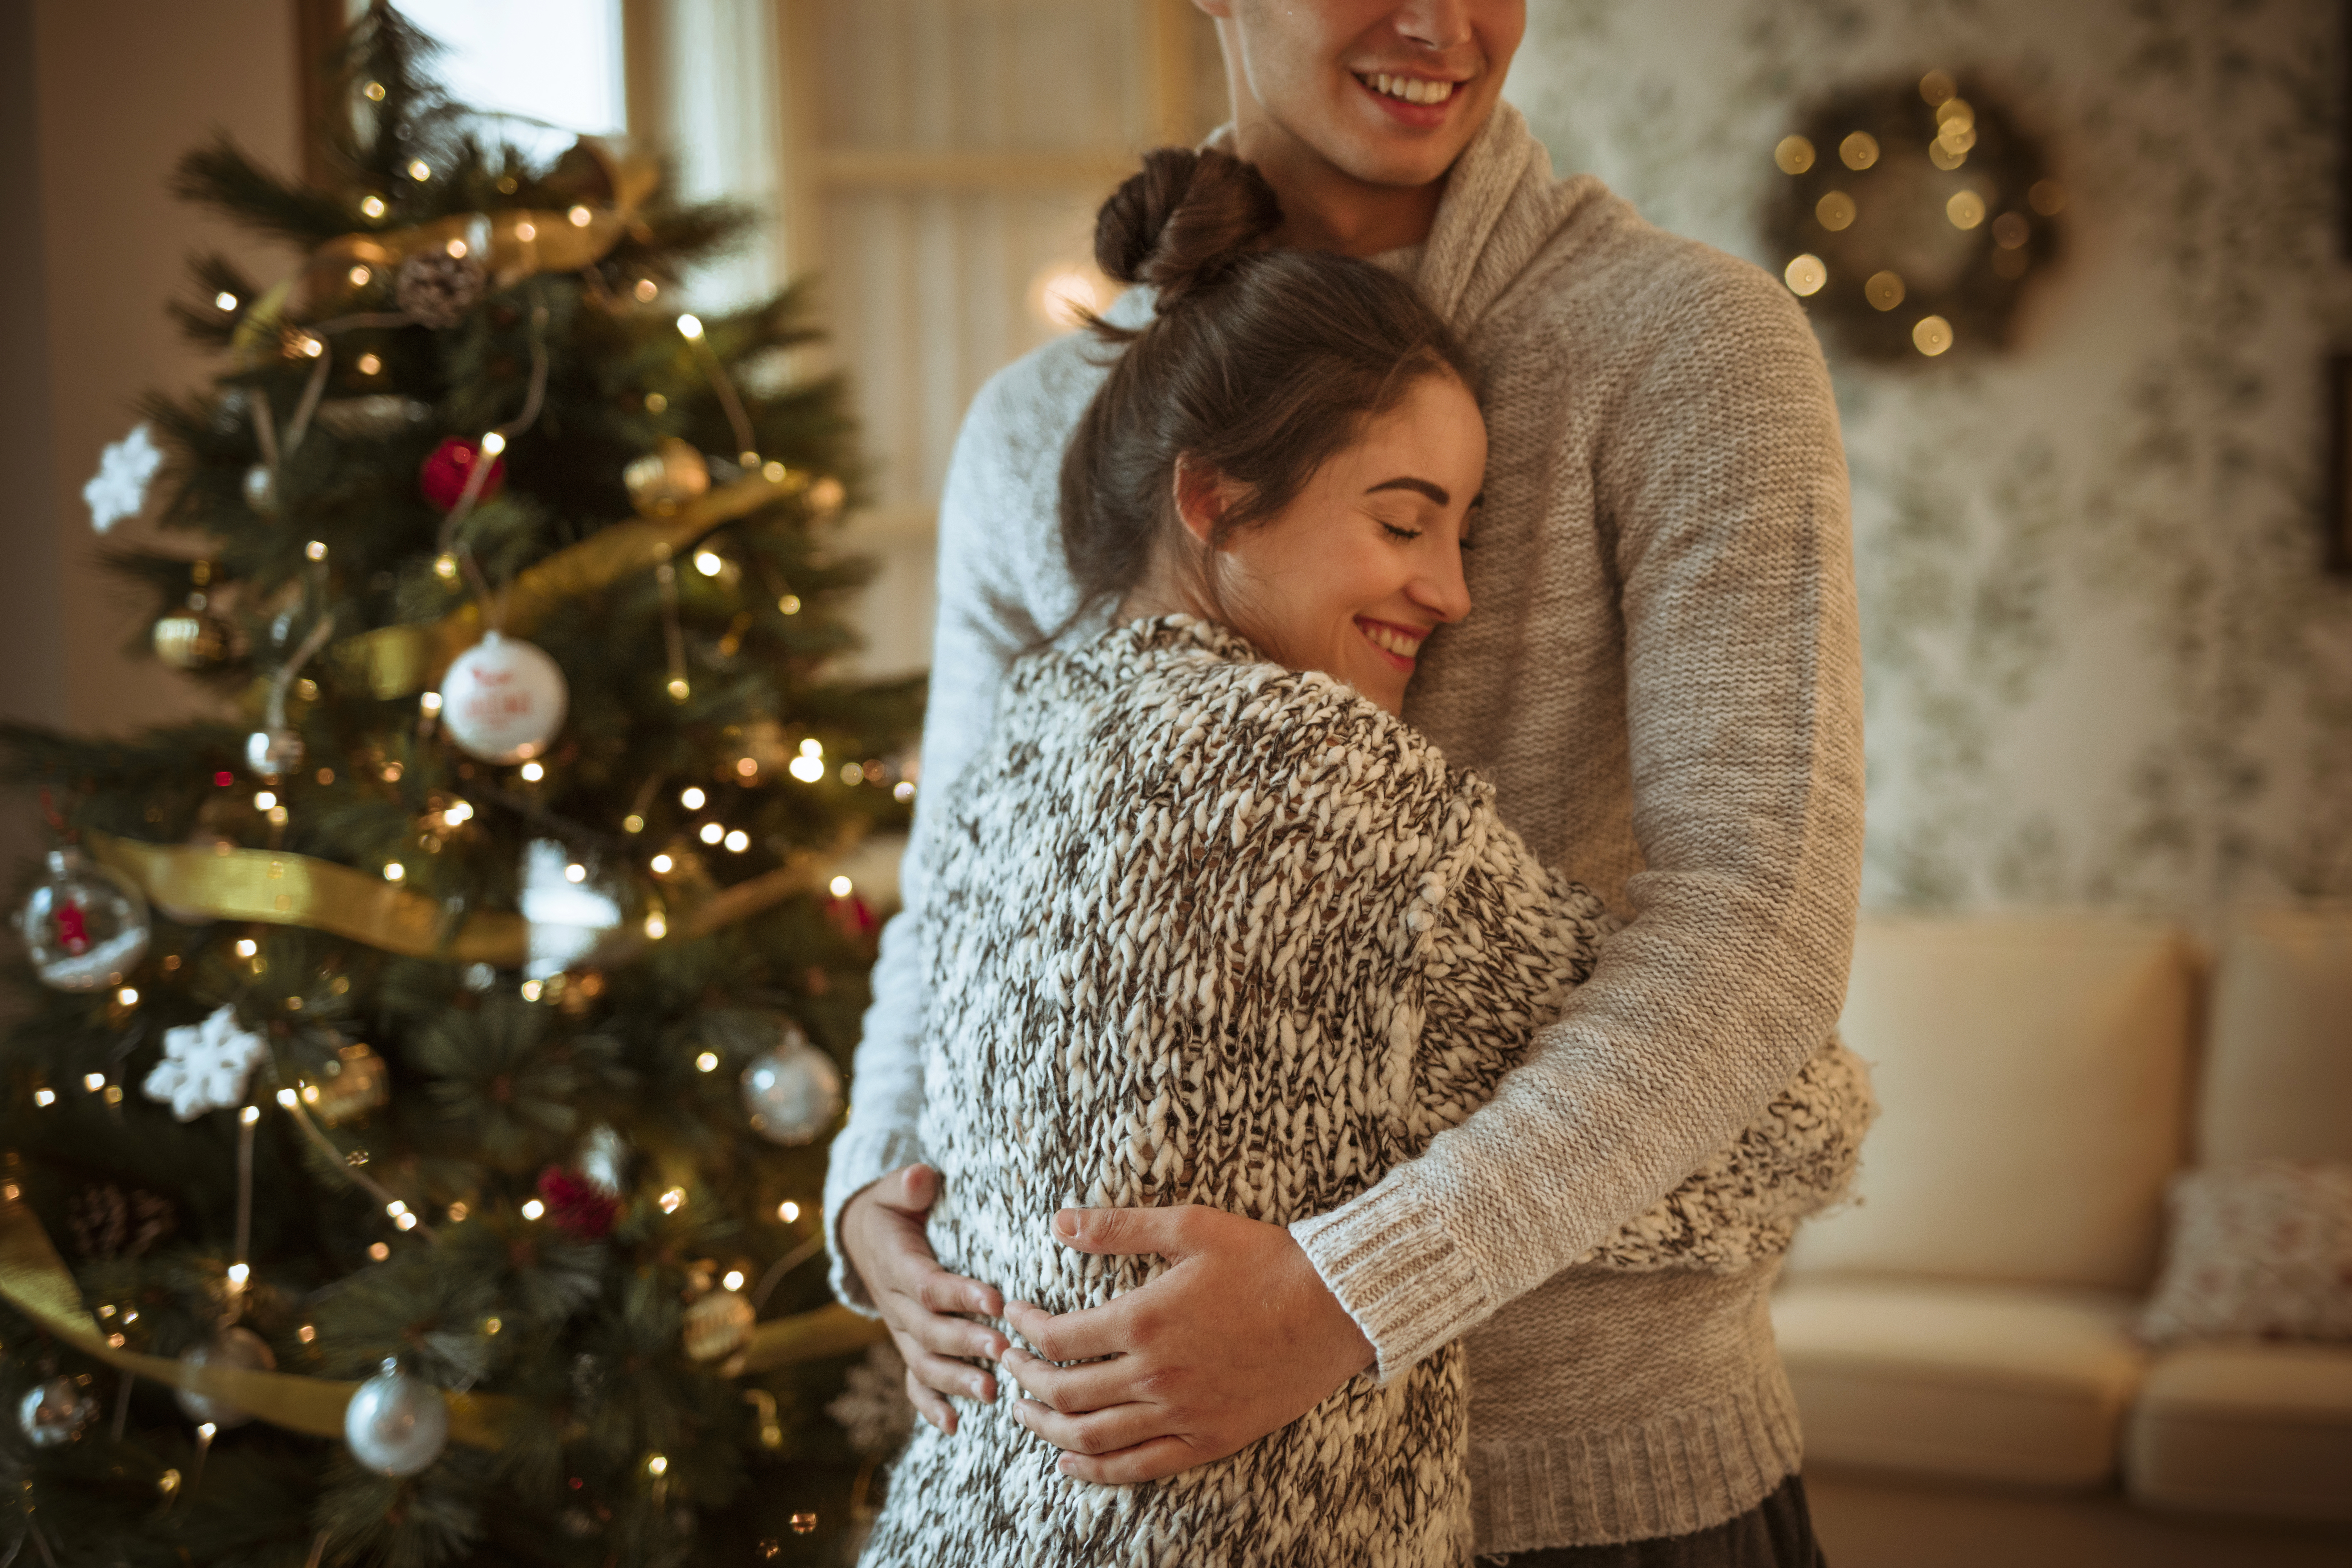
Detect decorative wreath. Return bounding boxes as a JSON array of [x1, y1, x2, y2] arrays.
[[1762, 69, 2063, 363]]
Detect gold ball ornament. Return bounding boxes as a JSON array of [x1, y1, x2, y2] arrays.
[[683, 1287, 755, 1362], [623, 437, 711, 517]]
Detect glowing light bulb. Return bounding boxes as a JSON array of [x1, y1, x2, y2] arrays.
[[33, 1088, 54, 1107], [235, 939, 258, 958], [382, 863, 404, 882], [521, 1198, 545, 1221], [433, 554, 458, 580], [83, 1073, 104, 1092], [519, 980, 543, 1002], [357, 351, 382, 375], [893, 780, 916, 802], [519, 761, 544, 782], [829, 876, 854, 898], [644, 912, 667, 939], [214, 291, 238, 311], [360, 195, 387, 218], [444, 237, 468, 259], [254, 791, 276, 810], [761, 460, 786, 483], [226, 1262, 249, 1289], [362, 80, 386, 101], [406, 159, 431, 182], [735, 758, 757, 778], [239, 1105, 260, 1125], [695, 1051, 719, 1073], [692, 550, 722, 577], [721, 1269, 745, 1292], [513, 219, 537, 242], [680, 787, 706, 809], [368, 1242, 390, 1260], [778, 1200, 800, 1223], [349, 265, 372, 288], [393, 1211, 418, 1231], [723, 829, 749, 853], [658, 1188, 685, 1214], [634, 279, 658, 302], [789, 754, 825, 783], [799, 738, 823, 757], [305, 539, 327, 561], [564, 862, 586, 883], [698, 822, 724, 845], [276, 1088, 297, 1108], [647, 1454, 669, 1477], [666, 677, 690, 703], [623, 814, 645, 834], [778, 593, 802, 615], [480, 430, 506, 456], [567, 205, 592, 227], [650, 853, 674, 874], [675, 313, 704, 340]]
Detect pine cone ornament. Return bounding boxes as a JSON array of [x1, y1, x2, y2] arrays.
[[394, 251, 486, 328]]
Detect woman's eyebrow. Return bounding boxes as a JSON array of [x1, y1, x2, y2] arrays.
[[1364, 476, 1449, 505]]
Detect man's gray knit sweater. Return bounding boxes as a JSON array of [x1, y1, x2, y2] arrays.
[[825, 103, 1867, 1552]]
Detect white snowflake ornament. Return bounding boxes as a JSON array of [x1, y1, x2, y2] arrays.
[[143, 1004, 269, 1120], [84, 423, 164, 533]]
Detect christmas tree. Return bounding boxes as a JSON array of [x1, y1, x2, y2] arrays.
[[0, 8, 921, 1564]]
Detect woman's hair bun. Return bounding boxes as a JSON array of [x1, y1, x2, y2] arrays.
[[1093, 148, 1284, 311]]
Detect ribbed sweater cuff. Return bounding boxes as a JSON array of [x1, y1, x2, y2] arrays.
[[1290, 1174, 1493, 1385], [821, 1125, 927, 1317]]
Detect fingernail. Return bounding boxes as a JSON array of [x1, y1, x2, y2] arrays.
[[1053, 1211, 1077, 1241], [1057, 1456, 1077, 1474]]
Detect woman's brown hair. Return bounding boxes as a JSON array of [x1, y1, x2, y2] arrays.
[[1058, 148, 1476, 625]]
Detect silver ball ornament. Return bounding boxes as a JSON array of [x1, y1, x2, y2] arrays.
[[242, 462, 278, 517], [246, 727, 305, 778], [18, 1377, 96, 1446], [440, 632, 568, 766], [739, 1022, 843, 1145], [344, 1358, 448, 1476], [18, 847, 150, 991], [174, 1325, 278, 1428]]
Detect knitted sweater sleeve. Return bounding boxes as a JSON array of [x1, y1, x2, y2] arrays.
[[1290, 263, 1866, 1379], [821, 365, 1066, 1312]]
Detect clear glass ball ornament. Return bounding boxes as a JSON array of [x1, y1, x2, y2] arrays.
[[344, 1357, 448, 1476], [18, 1377, 96, 1446], [174, 1324, 278, 1428], [739, 1022, 843, 1145], [246, 727, 305, 778], [19, 847, 150, 991]]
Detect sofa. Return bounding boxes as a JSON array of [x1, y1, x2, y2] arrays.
[[1770, 908, 2352, 1565]]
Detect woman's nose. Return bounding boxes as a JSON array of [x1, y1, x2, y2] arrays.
[[1413, 546, 1472, 624]]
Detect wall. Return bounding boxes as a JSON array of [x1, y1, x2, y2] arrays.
[[1506, 0, 2352, 913]]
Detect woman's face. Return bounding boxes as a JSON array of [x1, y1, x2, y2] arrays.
[[1186, 371, 1483, 715]]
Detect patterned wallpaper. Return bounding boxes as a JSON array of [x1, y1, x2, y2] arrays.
[[1506, 0, 2352, 913]]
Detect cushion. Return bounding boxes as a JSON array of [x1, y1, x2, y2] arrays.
[[2200, 906, 2352, 1163], [1773, 1276, 2147, 1487], [1787, 914, 2196, 1292], [2125, 1342, 2352, 1521], [2140, 1162, 2352, 1345]]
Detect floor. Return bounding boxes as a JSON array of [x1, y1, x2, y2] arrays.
[[1806, 1468, 2352, 1568]]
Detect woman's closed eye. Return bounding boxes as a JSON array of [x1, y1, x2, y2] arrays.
[[1379, 520, 1423, 542]]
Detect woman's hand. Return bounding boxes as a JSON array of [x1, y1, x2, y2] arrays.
[[837, 1163, 1009, 1435], [996, 1205, 1374, 1483]]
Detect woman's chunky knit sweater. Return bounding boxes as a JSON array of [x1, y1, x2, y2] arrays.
[[830, 102, 1870, 1552], [856, 618, 1869, 1568]]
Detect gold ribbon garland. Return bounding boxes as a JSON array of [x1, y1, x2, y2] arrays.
[[0, 1197, 884, 1450], [233, 136, 661, 364], [337, 469, 803, 701], [85, 832, 528, 966]]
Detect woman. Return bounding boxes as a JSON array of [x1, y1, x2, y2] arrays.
[[854, 149, 1867, 1568]]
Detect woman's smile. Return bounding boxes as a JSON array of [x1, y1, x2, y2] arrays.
[[1355, 616, 1429, 669]]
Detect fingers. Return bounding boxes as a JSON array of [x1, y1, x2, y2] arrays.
[[885, 1280, 1007, 1363], [996, 1346, 1133, 1415], [1002, 1297, 1130, 1364], [904, 1366, 958, 1436], [914, 1267, 1004, 1321], [1054, 1434, 1222, 1486], [1049, 1203, 1196, 1259], [884, 1162, 942, 1212], [1004, 1393, 1172, 1458], [902, 1339, 998, 1406]]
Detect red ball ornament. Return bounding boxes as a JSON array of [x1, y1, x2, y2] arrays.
[[536, 1166, 620, 1240], [419, 436, 506, 511]]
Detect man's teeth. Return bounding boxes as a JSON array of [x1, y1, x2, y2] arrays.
[[1360, 621, 1422, 658], [1366, 73, 1455, 106]]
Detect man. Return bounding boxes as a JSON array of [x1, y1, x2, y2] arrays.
[[825, 1, 1865, 1559]]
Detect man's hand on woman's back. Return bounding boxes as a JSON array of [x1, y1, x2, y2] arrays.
[[838, 1163, 1010, 1435]]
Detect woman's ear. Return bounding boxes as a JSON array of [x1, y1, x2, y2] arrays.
[[1170, 457, 1230, 548]]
